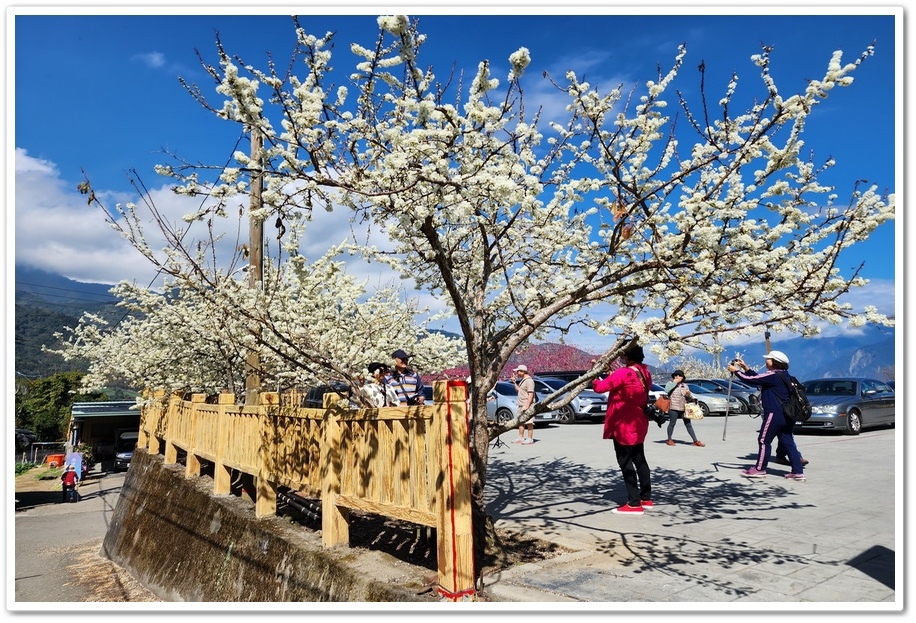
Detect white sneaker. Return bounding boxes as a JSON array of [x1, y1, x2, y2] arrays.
[[522, 439, 534, 445]]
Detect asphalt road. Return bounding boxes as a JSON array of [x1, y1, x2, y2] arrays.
[[11, 466, 156, 607]]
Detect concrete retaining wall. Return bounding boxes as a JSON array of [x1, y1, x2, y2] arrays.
[[101, 448, 434, 602]]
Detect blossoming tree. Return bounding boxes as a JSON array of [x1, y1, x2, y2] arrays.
[[58, 15, 893, 558]]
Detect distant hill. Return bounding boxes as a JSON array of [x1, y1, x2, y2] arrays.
[[14, 265, 895, 383], [14, 266, 124, 377]]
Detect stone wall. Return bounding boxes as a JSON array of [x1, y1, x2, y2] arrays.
[[101, 448, 435, 602]]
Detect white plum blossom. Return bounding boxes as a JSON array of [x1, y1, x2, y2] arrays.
[[67, 16, 894, 540]]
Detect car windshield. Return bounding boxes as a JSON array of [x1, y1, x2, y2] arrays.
[[712, 378, 755, 390], [494, 381, 518, 396], [538, 378, 567, 390], [803, 380, 858, 396], [685, 384, 717, 394]]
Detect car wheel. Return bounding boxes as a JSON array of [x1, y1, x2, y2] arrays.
[[557, 406, 576, 424], [496, 408, 513, 425], [735, 397, 750, 413], [699, 402, 711, 417], [846, 409, 862, 435]]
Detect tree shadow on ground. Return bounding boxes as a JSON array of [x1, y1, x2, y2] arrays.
[[484, 453, 873, 599]]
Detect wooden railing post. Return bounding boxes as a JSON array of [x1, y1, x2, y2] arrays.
[[213, 392, 235, 496], [434, 380, 475, 601], [321, 408, 349, 547], [255, 392, 279, 518]]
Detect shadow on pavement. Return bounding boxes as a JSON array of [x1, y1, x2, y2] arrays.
[[484, 455, 861, 600], [847, 545, 894, 589], [15, 490, 67, 511]]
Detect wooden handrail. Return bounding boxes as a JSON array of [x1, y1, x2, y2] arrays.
[[139, 379, 474, 601]]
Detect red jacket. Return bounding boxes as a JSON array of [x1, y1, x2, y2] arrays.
[[61, 471, 78, 487], [593, 364, 651, 445]]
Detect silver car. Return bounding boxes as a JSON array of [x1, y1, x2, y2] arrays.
[[684, 384, 743, 416], [533, 376, 607, 424], [486, 380, 560, 426], [796, 377, 895, 435], [685, 377, 763, 414]]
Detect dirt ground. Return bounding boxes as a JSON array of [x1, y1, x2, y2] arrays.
[[15, 466, 567, 602]]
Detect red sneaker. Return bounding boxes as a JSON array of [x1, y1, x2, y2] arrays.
[[640, 500, 654, 509], [612, 503, 644, 515]]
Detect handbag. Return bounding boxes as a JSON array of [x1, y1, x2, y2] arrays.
[[654, 395, 671, 413], [684, 402, 705, 420], [632, 367, 666, 427]]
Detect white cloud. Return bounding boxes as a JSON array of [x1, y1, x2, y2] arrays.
[[13, 149, 455, 331], [132, 52, 166, 69]]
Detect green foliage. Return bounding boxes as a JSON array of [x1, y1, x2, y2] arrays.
[[15, 462, 35, 476], [14, 303, 88, 377], [14, 371, 107, 442], [75, 441, 95, 465]]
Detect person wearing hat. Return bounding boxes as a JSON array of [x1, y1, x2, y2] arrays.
[[60, 464, 79, 503], [359, 362, 401, 407], [592, 344, 654, 515], [728, 351, 805, 481], [662, 370, 705, 447], [510, 364, 537, 445], [385, 349, 426, 405]]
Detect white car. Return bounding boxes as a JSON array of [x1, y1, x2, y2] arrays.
[[533, 376, 607, 424]]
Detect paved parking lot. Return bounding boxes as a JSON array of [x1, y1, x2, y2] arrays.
[[483, 412, 900, 608]]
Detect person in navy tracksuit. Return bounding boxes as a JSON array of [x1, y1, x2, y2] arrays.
[[727, 350, 806, 481]]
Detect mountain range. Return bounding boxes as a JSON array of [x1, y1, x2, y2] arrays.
[[13, 265, 896, 383]]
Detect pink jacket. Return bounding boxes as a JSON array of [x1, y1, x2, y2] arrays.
[[593, 364, 651, 445]]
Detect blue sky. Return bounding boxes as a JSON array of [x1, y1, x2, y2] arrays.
[[8, 5, 902, 351]]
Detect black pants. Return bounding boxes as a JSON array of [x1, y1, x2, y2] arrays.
[[613, 440, 651, 506], [62, 484, 77, 503]]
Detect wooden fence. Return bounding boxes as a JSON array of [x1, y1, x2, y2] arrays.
[[138, 379, 475, 601]]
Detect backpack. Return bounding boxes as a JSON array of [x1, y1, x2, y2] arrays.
[[780, 373, 812, 422]]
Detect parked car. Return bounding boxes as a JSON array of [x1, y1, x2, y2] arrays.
[[796, 377, 895, 435], [533, 376, 606, 424], [684, 384, 743, 416], [302, 382, 353, 408], [486, 380, 560, 426], [649, 383, 668, 405], [685, 377, 762, 414], [113, 430, 139, 471]]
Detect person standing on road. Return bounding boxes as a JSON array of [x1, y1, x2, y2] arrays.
[[60, 464, 79, 503], [385, 349, 426, 405], [512, 365, 537, 445], [663, 370, 705, 447], [728, 351, 806, 481], [593, 344, 653, 515]]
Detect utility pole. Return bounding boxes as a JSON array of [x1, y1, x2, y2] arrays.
[[764, 326, 772, 353], [245, 127, 264, 406]]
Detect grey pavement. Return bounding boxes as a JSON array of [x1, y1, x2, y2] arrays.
[[11, 466, 128, 607], [481, 412, 901, 610]]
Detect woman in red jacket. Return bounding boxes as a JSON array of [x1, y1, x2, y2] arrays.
[[593, 344, 653, 515]]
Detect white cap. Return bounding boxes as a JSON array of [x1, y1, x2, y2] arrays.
[[513, 364, 528, 372], [764, 350, 789, 365]]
